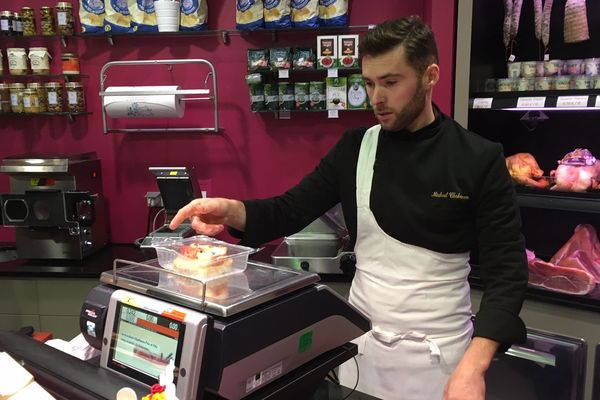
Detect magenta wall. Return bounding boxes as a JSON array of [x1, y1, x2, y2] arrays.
[[0, 0, 456, 244]]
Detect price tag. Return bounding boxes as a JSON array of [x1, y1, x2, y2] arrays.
[[57, 11, 67, 26], [327, 68, 338, 78], [596, 96, 600, 108], [508, 54, 516, 62], [68, 91, 78, 105], [516, 97, 546, 108], [556, 95, 589, 108], [328, 110, 339, 118], [544, 54, 550, 61], [472, 98, 493, 109], [278, 69, 289, 79]]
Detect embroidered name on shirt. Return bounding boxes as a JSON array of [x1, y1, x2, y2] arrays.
[[431, 191, 470, 200]]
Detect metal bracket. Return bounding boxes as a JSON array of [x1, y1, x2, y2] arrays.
[[221, 30, 229, 45]]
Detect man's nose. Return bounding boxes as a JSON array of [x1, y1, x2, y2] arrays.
[[370, 86, 385, 105]]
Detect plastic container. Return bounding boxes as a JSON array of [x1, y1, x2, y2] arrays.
[[151, 235, 256, 282]]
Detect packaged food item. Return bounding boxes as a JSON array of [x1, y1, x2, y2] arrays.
[[520, 61, 537, 78], [236, 0, 264, 31], [65, 82, 86, 113], [104, 0, 133, 33], [62, 53, 80, 74], [7, 48, 28, 75], [497, 78, 514, 92], [292, 47, 315, 70], [571, 74, 590, 89], [21, 7, 36, 36], [291, 0, 318, 28], [264, 83, 278, 111], [555, 75, 571, 90], [484, 78, 496, 92], [1, 11, 14, 36], [264, 0, 291, 29], [269, 47, 291, 70], [338, 34, 359, 68], [247, 48, 269, 71], [278, 82, 294, 110], [9, 83, 25, 113], [294, 82, 309, 110], [506, 61, 521, 78], [40, 6, 56, 35], [27, 83, 48, 112], [317, 35, 337, 69], [326, 76, 346, 109], [13, 12, 23, 36], [56, 2, 75, 35], [23, 88, 40, 113], [318, 0, 347, 26], [347, 74, 368, 109], [534, 76, 554, 90], [29, 48, 52, 75], [0, 83, 12, 113], [309, 81, 325, 110], [514, 77, 534, 91], [544, 59, 564, 76], [245, 73, 262, 85], [45, 82, 64, 112], [180, 0, 208, 31], [249, 83, 265, 111], [566, 59, 584, 75], [584, 58, 600, 76], [128, 0, 158, 32], [79, 0, 106, 34]]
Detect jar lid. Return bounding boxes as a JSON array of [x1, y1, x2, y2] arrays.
[[0, 83, 10, 89], [27, 82, 44, 88], [45, 82, 63, 87], [40, 6, 52, 10], [7, 47, 27, 52], [61, 53, 78, 58], [65, 82, 82, 88], [23, 88, 38, 94], [29, 47, 49, 51], [1, 11, 14, 17], [56, 2, 73, 8], [13, 13, 20, 18], [21, 7, 33, 11], [9, 83, 26, 88]]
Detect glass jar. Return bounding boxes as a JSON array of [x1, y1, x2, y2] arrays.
[[0, 11, 14, 36], [40, 6, 55, 36], [0, 50, 3, 75], [23, 88, 40, 113], [27, 83, 47, 112], [9, 83, 25, 113], [61, 53, 80, 74], [12, 12, 23, 36], [7, 48, 28, 75], [55, 2, 74, 35], [45, 82, 63, 112], [65, 82, 85, 113], [21, 7, 36, 36], [0, 83, 11, 113], [29, 47, 52, 75]]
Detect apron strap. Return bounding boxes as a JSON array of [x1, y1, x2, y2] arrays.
[[370, 328, 442, 364]]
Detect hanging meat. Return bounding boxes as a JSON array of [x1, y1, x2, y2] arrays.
[[564, 0, 589, 43], [542, 0, 555, 50], [550, 148, 600, 192], [505, 153, 550, 188], [528, 224, 600, 295]]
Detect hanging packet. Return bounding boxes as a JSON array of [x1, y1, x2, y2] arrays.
[[318, 0, 347, 26], [128, 0, 157, 32], [180, 0, 208, 31], [264, 0, 291, 29], [80, 0, 106, 34], [236, 0, 264, 30], [291, 0, 318, 28], [104, 0, 133, 33]]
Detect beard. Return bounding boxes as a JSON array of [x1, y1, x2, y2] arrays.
[[374, 81, 428, 132]]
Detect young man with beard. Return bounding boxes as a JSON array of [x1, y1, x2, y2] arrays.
[[169, 16, 528, 400]]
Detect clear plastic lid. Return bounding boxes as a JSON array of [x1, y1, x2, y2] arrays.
[[150, 235, 257, 282]]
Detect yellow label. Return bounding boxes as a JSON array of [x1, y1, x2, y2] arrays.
[[169, 171, 178, 176], [30, 178, 40, 186]]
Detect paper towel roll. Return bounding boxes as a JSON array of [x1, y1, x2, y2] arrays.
[[103, 85, 185, 118]]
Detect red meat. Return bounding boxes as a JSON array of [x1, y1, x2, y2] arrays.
[[528, 258, 596, 295]]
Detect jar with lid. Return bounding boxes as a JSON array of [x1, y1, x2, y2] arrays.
[[7, 48, 28, 75], [45, 82, 63, 112], [27, 83, 47, 112], [9, 83, 25, 113], [61, 53, 80, 74], [12, 12, 23, 36], [21, 7, 36, 36], [29, 48, 52, 75], [0, 83, 11, 113], [55, 3, 74, 35], [0, 50, 3, 75], [40, 6, 55, 36], [65, 82, 85, 113], [23, 88, 40, 113], [1, 11, 14, 36]]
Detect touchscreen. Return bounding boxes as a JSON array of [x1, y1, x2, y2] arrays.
[[108, 302, 185, 384]]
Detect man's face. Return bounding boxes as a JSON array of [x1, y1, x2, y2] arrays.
[[362, 46, 429, 132]]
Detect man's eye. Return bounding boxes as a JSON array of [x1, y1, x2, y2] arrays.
[[365, 81, 374, 88], [384, 81, 396, 87]]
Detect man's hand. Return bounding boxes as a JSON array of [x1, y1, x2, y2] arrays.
[[168, 198, 246, 236], [443, 337, 499, 400]]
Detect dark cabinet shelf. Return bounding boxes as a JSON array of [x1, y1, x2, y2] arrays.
[[2, 34, 76, 47], [1, 74, 88, 80], [515, 187, 600, 213]]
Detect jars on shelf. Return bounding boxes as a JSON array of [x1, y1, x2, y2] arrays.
[[7, 48, 28, 75], [65, 82, 85, 113], [27, 83, 47, 112], [0, 11, 14, 36], [45, 82, 64, 112], [23, 88, 40, 113], [9, 83, 25, 113], [13, 12, 23, 36], [56, 2, 74, 35], [29, 47, 52, 75], [21, 7, 36, 36], [61, 53, 80, 74], [0, 83, 11, 113], [40, 6, 55, 36], [0, 50, 3, 75]]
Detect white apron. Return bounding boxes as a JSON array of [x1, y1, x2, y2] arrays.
[[338, 124, 474, 400]]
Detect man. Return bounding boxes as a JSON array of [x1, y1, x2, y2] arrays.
[[169, 16, 528, 400]]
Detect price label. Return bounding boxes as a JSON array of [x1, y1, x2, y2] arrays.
[[328, 109, 339, 118], [57, 11, 67, 26], [278, 69, 289, 79], [472, 98, 493, 109], [596, 96, 600, 108], [556, 95, 589, 108], [508, 54, 516, 62], [517, 97, 546, 108], [327, 69, 338, 78], [68, 91, 78, 105]]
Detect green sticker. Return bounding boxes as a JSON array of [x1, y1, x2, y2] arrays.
[[298, 331, 313, 353]]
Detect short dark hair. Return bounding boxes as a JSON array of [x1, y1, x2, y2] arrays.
[[359, 16, 439, 75]]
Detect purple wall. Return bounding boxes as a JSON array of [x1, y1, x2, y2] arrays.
[[0, 0, 456, 244]]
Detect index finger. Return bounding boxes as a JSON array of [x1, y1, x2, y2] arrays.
[[168, 199, 203, 230]]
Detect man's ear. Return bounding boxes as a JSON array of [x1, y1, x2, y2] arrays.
[[425, 64, 440, 87]]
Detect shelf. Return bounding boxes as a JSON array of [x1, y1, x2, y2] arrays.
[[0, 111, 91, 123], [515, 186, 600, 213], [254, 108, 371, 119], [469, 89, 600, 110], [1, 34, 77, 48], [249, 68, 361, 76], [1, 74, 88, 80]]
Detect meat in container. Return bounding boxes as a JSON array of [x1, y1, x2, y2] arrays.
[[150, 235, 257, 282]]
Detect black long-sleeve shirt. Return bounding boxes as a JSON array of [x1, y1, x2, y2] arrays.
[[239, 111, 528, 348]]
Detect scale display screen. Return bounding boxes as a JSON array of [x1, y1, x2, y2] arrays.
[[107, 302, 186, 385]]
